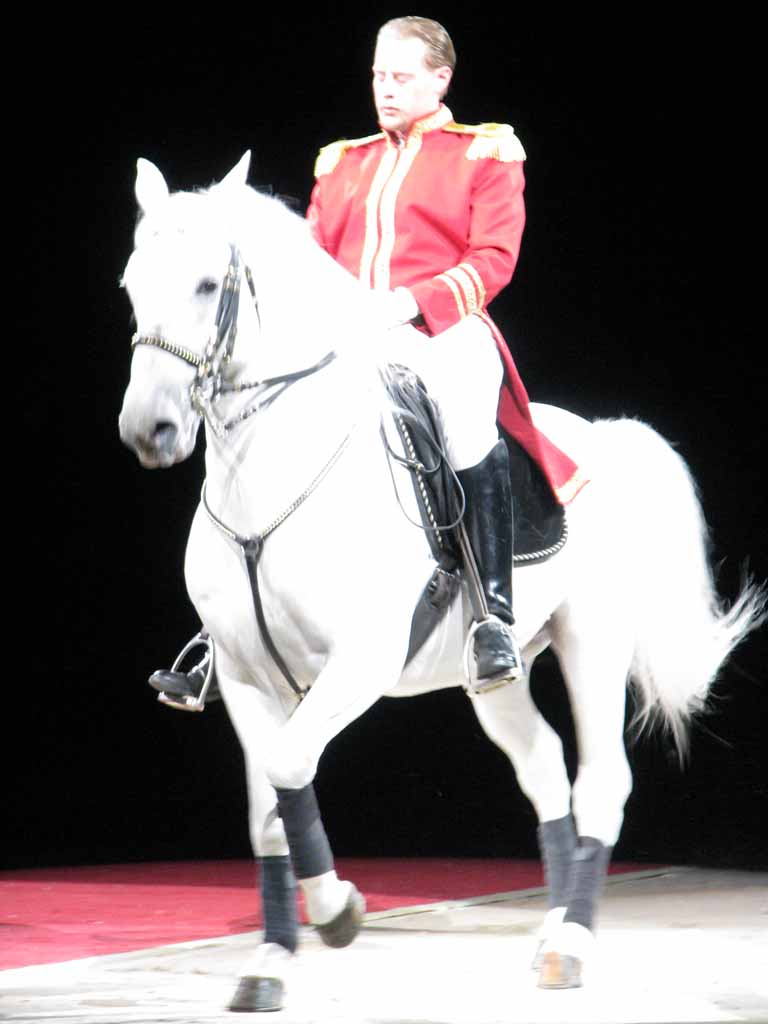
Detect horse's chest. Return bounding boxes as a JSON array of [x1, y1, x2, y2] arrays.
[[183, 505, 346, 680]]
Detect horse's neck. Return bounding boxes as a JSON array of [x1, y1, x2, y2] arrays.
[[202, 349, 382, 537], [237, 189, 376, 376], [201, 189, 387, 534]]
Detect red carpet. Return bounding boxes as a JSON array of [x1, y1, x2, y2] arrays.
[[0, 858, 653, 970]]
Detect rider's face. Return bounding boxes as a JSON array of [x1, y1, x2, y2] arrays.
[[372, 35, 452, 136]]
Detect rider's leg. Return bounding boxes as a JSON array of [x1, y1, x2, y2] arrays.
[[456, 439, 522, 683], [387, 316, 522, 685]]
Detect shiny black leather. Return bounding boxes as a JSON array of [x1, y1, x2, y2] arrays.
[[457, 441, 521, 681], [472, 618, 522, 681]]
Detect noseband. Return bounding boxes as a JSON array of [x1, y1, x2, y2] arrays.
[[131, 244, 335, 438]]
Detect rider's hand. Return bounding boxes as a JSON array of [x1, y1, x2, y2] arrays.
[[375, 287, 420, 328]]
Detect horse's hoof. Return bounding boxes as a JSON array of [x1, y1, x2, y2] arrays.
[[228, 975, 283, 1012], [229, 943, 290, 1012], [537, 951, 583, 989], [531, 939, 544, 972], [316, 885, 366, 948], [532, 906, 566, 970]]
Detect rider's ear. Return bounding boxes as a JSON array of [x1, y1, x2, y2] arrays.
[[135, 158, 170, 216], [216, 151, 251, 192]]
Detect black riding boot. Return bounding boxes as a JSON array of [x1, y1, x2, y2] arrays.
[[456, 439, 522, 688], [148, 652, 222, 704]]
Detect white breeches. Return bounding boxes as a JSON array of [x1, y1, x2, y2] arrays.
[[384, 315, 503, 471]]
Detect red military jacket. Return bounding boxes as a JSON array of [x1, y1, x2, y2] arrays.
[[308, 104, 586, 503]]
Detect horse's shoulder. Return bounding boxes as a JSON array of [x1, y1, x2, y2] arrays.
[[442, 121, 526, 162], [314, 133, 386, 178]]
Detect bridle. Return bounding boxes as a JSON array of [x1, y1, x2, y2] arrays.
[[131, 243, 336, 438], [129, 240, 344, 703]]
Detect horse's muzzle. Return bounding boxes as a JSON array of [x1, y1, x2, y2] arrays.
[[132, 421, 179, 467], [118, 401, 198, 468]]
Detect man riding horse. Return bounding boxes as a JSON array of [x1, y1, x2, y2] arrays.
[[153, 15, 584, 700]]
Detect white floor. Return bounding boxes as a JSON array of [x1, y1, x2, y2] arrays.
[[1, 867, 766, 1023]]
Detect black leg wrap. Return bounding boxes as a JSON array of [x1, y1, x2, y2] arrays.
[[563, 837, 612, 931], [275, 785, 334, 881], [260, 855, 299, 954], [537, 813, 577, 910]]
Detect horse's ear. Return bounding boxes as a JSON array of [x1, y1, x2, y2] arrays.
[[217, 151, 251, 191], [135, 158, 170, 216]]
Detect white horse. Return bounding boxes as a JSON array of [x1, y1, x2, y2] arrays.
[[118, 153, 764, 1012]]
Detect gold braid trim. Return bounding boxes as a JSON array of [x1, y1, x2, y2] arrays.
[[373, 134, 422, 289], [443, 266, 479, 314], [313, 133, 385, 178], [443, 122, 526, 163], [456, 262, 486, 309], [555, 468, 590, 505], [436, 272, 467, 318]]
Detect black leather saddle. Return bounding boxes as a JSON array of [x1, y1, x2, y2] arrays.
[[384, 366, 567, 667]]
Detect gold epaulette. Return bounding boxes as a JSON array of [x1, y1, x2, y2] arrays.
[[443, 122, 526, 162], [313, 133, 385, 178]]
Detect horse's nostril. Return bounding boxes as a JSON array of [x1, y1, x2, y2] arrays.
[[153, 421, 178, 451]]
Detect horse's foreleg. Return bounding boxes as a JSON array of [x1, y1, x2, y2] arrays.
[[215, 671, 301, 1011], [273, 782, 365, 947], [261, 638, 408, 947]]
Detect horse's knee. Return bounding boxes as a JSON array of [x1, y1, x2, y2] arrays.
[[264, 733, 317, 791], [252, 807, 289, 858]]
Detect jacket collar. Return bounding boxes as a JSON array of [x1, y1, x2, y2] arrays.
[[385, 104, 454, 147]]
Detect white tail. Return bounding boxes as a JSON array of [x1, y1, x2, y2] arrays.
[[590, 418, 766, 757]]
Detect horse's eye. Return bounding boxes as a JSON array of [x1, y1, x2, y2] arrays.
[[196, 278, 218, 296]]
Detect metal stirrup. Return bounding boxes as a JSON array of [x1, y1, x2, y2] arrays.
[[156, 633, 216, 712]]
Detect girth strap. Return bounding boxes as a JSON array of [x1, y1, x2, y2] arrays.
[[242, 538, 305, 701], [200, 428, 355, 703]]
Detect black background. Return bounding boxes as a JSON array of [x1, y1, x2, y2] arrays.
[[8, 10, 766, 872]]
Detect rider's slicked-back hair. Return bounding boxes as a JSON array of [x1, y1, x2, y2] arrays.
[[377, 16, 457, 73]]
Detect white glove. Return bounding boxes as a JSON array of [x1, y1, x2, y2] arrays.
[[375, 287, 420, 328]]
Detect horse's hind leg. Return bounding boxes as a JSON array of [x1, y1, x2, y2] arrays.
[[471, 673, 573, 824], [538, 614, 634, 988], [535, 812, 577, 961], [469, 670, 577, 947]]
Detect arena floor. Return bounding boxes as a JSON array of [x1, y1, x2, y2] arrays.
[[2, 866, 766, 1023]]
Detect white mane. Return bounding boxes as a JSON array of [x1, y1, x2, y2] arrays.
[[132, 181, 388, 384]]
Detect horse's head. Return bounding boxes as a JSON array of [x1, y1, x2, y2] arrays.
[[118, 153, 252, 467]]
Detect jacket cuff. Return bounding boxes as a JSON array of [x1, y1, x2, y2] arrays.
[[410, 273, 479, 335]]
